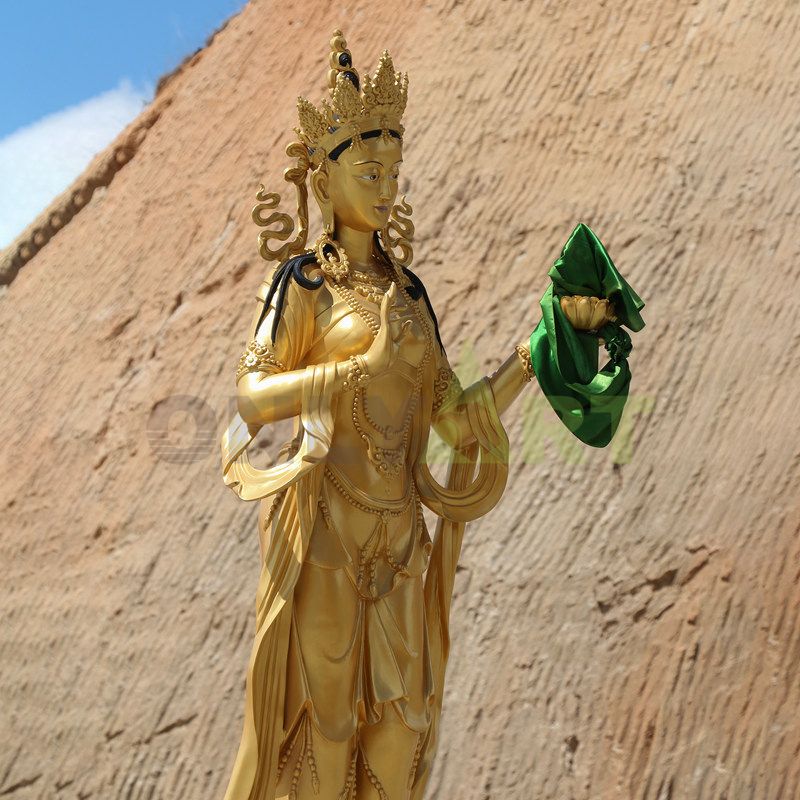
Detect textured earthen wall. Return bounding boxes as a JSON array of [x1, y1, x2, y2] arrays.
[[2, 1, 798, 798]]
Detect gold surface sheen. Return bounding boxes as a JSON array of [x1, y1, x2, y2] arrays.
[[220, 29, 598, 800]]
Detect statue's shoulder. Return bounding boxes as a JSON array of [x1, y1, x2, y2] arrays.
[[258, 252, 319, 290], [251, 252, 327, 342]]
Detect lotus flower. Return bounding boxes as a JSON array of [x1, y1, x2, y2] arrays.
[[559, 294, 617, 331]]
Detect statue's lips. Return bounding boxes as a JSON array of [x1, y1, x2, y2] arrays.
[[374, 205, 389, 212]]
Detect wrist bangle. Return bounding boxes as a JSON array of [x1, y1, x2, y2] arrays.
[[514, 343, 533, 383], [341, 354, 371, 391]]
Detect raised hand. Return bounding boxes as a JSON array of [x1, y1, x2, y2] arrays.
[[361, 282, 413, 377]]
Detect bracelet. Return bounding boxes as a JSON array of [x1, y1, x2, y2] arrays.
[[514, 344, 534, 383], [341, 354, 371, 392], [432, 365, 463, 414]]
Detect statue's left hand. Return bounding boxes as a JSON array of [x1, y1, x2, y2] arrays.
[[560, 294, 617, 331]]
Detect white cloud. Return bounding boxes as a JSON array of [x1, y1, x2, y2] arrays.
[[0, 78, 153, 249]]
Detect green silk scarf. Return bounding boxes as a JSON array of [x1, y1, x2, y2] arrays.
[[529, 222, 646, 448]]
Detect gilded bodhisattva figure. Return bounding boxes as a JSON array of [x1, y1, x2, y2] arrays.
[[219, 30, 645, 800]]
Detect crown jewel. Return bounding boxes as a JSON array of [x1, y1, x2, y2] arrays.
[[295, 30, 408, 167]]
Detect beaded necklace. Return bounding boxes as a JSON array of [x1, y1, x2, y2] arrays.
[[331, 260, 433, 478]]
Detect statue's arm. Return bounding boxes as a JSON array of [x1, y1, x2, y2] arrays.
[[430, 343, 530, 449], [234, 269, 328, 429], [430, 296, 615, 448], [235, 275, 407, 431], [487, 343, 533, 416], [238, 369, 323, 427]]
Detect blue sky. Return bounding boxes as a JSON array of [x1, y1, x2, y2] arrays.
[[0, 1, 246, 248]]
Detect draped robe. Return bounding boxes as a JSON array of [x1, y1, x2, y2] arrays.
[[219, 266, 509, 800]]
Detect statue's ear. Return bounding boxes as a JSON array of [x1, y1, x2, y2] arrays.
[[310, 166, 334, 230], [309, 166, 328, 201]]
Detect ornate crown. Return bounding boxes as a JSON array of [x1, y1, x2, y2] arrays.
[[295, 30, 408, 167]]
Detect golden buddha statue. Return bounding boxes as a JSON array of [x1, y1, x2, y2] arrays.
[[219, 30, 619, 800]]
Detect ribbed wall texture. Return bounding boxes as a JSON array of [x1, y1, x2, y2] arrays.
[[1, 1, 798, 798]]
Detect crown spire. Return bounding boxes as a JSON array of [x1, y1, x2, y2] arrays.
[[295, 30, 408, 167], [327, 29, 360, 93]]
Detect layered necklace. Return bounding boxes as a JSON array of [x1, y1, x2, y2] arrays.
[[332, 257, 433, 478], [350, 266, 392, 305]]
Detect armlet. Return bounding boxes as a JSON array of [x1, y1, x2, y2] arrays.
[[236, 339, 287, 383]]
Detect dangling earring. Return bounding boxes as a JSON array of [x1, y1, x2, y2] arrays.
[[315, 212, 350, 282]]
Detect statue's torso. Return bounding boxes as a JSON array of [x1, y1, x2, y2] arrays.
[[283, 275, 436, 743], [303, 278, 434, 502]]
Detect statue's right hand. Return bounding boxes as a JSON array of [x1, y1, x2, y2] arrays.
[[361, 282, 412, 377]]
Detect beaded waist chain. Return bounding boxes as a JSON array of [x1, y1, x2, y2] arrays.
[[321, 464, 421, 598], [323, 463, 415, 517]]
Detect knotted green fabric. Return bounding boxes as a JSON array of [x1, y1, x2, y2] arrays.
[[529, 222, 646, 448]]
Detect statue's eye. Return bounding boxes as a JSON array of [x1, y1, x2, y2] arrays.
[[360, 173, 379, 182], [390, 172, 399, 181]]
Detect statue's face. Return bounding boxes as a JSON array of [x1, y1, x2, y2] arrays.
[[325, 136, 402, 232]]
